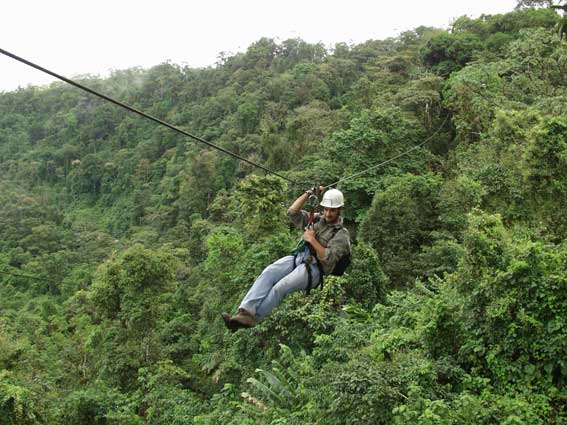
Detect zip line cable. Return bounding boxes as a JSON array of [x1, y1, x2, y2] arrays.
[[1, 48, 451, 196], [325, 113, 450, 189], [1, 47, 450, 194], [0, 47, 302, 187]]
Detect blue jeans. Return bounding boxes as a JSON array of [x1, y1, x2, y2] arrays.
[[239, 250, 321, 321]]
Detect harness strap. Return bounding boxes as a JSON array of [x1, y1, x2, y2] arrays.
[[304, 256, 324, 296], [300, 206, 318, 295], [292, 246, 320, 296], [305, 258, 314, 295], [293, 210, 337, 295], [305, 247, 325, 296], [315, 256, 325, 292]]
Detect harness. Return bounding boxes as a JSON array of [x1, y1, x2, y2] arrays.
[[291, 240, 324, 296], [291, 218, 345, 296], [291, 196, 317, 294], [290, 191, 351, 295]]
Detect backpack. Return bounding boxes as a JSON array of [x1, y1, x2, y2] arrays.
[[330, 251, 351, 276]]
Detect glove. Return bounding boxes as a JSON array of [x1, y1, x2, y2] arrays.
[[305, 186, 317, 196]]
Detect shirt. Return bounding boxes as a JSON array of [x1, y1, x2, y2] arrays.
[[287, 208, 352, 275]]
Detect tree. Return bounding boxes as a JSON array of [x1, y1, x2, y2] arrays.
[[451, 211, 567, 391], [420, 32, 483, 76], [0, 371, 40, 425], [522, 116, 567, 236], [360, 173, 442, 288], [324, 108, 427, 221], [516, 0, 559, 8], [232, 175, 288, 241], [67, 154, 104, 196], [89, 245, 177, 388]]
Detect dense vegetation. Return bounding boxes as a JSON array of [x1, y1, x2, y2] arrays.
[[1, 4, 567, 423]]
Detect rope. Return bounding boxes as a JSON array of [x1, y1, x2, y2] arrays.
[[0, 47, 303, 187], [325, 114, 450, 189]]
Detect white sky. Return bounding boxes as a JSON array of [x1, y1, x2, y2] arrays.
[[1, 0, 519, 92]]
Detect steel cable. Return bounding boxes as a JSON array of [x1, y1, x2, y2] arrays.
[[325, 113, 450, 189], [0, 47, 303, 187]]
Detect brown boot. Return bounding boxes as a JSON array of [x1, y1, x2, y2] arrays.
[[230, 308, 257, 328], [221, 312, 239, 332]]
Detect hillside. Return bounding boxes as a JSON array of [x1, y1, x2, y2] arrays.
[[1, 5, 567, 424]]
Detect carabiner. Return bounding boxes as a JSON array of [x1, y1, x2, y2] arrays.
[[308, 193, 319, 208]]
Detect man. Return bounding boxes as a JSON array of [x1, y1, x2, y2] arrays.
[[222, 188, 351, 331]]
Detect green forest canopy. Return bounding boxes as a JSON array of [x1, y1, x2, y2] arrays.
[[1, 4, 567, 424]]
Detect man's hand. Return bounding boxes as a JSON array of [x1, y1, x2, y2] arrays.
[[305, 186, 326, 196], [303, 226, 327, 261], [303, 227, 316, 244]]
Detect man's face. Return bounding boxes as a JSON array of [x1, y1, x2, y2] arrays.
[[323, 207, 340, 224]]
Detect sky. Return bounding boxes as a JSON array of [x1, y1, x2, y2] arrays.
[[1, 0, 519, 92]]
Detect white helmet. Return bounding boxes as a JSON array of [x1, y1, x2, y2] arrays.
[[320, 189, 344, 208]]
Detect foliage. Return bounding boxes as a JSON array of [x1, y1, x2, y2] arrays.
[[421, 32, 483, 76], [322, 107, 427, 221], [0, 371, 40, 425], [522, 116, 567, 236], [232, 174, 288, 240], [2, 8, 567, 424], [340, 241, 389, 307], [360, 173, 442, 287], [455, 212, 567, 390]]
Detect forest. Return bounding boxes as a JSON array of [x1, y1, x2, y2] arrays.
[[1, 2, 567, 424]]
